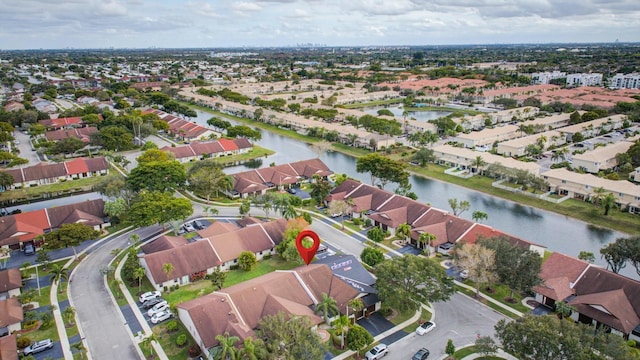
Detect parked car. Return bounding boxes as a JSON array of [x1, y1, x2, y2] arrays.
[[412, 348, 430, 360], [193, 220, 204, 230], [24, 244, 35, 256], [23, 339, 54, 355], [148, 301, 170, 317], [459, 269, 469, 279], [365, 344, 388, 360], [183, 222, 196, 232], [142, 298, 166, 310], [438, 242, 454, 254], [150, 310, 173, 324], [287, 188, 297, 194], [139, 291, 161, 304], [415, 321, 436, 335]]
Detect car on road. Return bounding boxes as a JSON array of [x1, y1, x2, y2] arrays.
[[148, 301, 170, 317], [415, 321, 436, 335], [23, 339, 54, 355], [139, 291, 161, 304], [150, 310, 173, 324], [142, 298, 166, 310], [365, 344, 388, 360], [412, 348, 430, 360]]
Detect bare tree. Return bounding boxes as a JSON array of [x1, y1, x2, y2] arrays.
[[454, 243, 498, 297]]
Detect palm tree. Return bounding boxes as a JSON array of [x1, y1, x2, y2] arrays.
[[282, 205, 298, 220], [71, 342, 85, 359], [395, 223, 411, 245], [237, 337, 266, 360], [315, 293, 339, 324], [162, 263, 174, 280], [602, 193, 617, 216], [214, 332, 239, 360], [591, 186, 606, 206], [418, 232, 436, 256], [141, 333, 159, 358], [49, 264, 69, 293], [332, 315, 351, 349], [554, 301, 576, 320], [129, 233, 140, 245], [134, 267, 146, 288], [470, 156, 486, 174], [62, 306, 76, 326], [348, 298, 364, 319]]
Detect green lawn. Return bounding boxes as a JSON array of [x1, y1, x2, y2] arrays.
[[224, 256, 299, 287], [338, 98, 404, 109], [150, 320, 197, 360], [0, 175, 104, 202]]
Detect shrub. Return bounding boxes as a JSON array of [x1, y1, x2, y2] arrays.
[[188, 344, 202, 357], [628, 340, 637, 348], [176, 334, 187, 347], [229, 264, 240, 271], [166, 320, 178, 332], [16, 336, 31, 349], [364, 219, 372, 227], [23, 319, 39, 330], [352, 218, 361, 226]]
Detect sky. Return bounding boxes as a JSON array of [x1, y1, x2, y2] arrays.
[[1, 0, 639, 50]]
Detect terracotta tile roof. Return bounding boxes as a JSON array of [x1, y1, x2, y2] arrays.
[[458, 223, 543, 249], [45, 127, 98, 142], [23, 162, 66, 181], [533, 252, 591, 302], [206, 225, 276, 263], [0, 269, 22, 293], [84, 157, 109, 172], [218, 138, 238, 151], [64, 158, 89, 175], [410, 215, 474, 246], [233, 159, 332, 195], [141, 235, 189, 254], [178, 264, 355, 348], [233, 138, 252, 150], [569, 267, 640, 334], [160, 145, 196, 159], [2, 157, 107, 185], [196, 221, 240, 238], [190, 141, 224, 156], [0, 298, 23, 328], [39, 116, 83, 129], [143, 240, 220, 283], [0, 334, 18, 360]]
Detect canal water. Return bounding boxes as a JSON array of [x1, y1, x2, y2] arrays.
[[193, 109, 635, 277]]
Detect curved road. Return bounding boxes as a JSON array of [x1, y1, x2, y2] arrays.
[[69, 226, 162, 360]]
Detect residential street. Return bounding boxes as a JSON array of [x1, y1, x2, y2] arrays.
[[386, 292, 511, 360], [69, 226, 163, 360]]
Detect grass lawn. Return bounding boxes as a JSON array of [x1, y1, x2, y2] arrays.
[[478, 285, 530, 314], [388, 308, 416, 326], [0, 176, 102, 202], [455, 286, 520, 320], [182, 145, 275, 172], [338, 98, 404, 109], [151, 320, 197, 360], [402, 308, 432, 333], [454, 345, 479, 359], [224, 256, 299, 288], [163, 281, 214, 307]]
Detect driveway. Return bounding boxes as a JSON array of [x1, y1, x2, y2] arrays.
[[357, 312, 395, 337], [385, 292, 510, 360], [69, 226, 163, 360]]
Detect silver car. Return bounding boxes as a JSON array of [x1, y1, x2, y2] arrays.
[[23, 339, 54, 355]]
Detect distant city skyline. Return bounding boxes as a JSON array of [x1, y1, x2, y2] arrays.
[[1, 0, 639, 50]]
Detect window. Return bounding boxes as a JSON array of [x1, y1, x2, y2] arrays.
[[561, 180, 566, 184]]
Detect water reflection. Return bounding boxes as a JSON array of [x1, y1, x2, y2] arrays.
[[510, 203, 544, 220], [586, 224, 616, 244], [243, 159, 263, 169]]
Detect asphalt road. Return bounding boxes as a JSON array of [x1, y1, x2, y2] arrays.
[[69, 226, 162, 360], [12, 130, 41, 165], [386, 292, 510, 360]]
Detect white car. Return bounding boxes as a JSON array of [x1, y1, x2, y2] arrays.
[[23, 339, 54, 355], [139, 291, 161, 304], [365, 344, 388, 360], [148, 301, 170, 317], [150, 310, 173, 324], [415, 321, 436, 335]]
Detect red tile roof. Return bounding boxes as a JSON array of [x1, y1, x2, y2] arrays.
[[64, 158, 90, 175], [218, 138, 239, 151]]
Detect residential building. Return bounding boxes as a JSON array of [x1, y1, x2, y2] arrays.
[[557, 115, 626, 141], [0, 334, 18, 360], [2, 157, 109, 189], [177, 264, 374, 352], [160, 138, 252, 163], [566, 73, 603, 87], [571, 141, 635, 173], [0, 298, 23, 337], [541, 168, 640, 213], [497, 130, 565, 157], [609, 73, 640, 90], [44, 127, 98, 143], [0, 199, 108, 249], [531, 71, 566, 85], [432, 144, 541, 174], [0, 269, 21, 300], [449, 125, 520, 149]]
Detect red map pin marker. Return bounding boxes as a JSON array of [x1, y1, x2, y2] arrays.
[[295, 230, 321, 265]]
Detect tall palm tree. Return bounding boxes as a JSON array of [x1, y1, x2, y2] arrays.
[[49, 264, 69, 293], [134, 267, 146, 288], [332, 315, 351, 349], [315, 293, 339, 324], [602, 193, 617, 216], [395, 223, 411, 245], [141, 333, 159, 358], [162, 263, 174, 280], [470, 156, 487, 175], [418, 232, 436, 256], [282, 205, 298, 220], [62, 306, 76, 326], [214, 332, 239, 360]]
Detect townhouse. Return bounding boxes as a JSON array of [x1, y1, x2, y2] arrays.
[[571, 140, 635, 173], [449, 125, 520, 149], [557, 115, 626, 141], [44, 127, 98, 143], [1, 157, 109, 189], [0, 199, 108, 249], [497, 130, 566, 157], [541, 168, 640, 213], [0, 298, 22, 338], [232, 158, 332, 198], [39, 116, 102, 130], [143, 109, 217, 141], [0, 269, 22, 300], [431, 144, 542, 175], [160, 138, 252, 163], [139, 218, 287, 290]]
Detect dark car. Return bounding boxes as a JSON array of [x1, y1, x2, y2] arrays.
[[142, 297, 164, 309], [287, 188, 297, 194], [24, 244, 35, 256], [412, 348, 430, 360]]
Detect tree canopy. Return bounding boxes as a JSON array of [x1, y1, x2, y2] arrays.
[[356, 153, 409, 188], [126, 191, 193, 227], [126, 160, 187, 193], [256, 312, 326, 360]]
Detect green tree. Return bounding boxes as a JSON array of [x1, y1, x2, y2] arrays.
[[471, 210, 488, 223], [445, 339, 455, 356], [475, 336, 497, 357], [309, 175, 332, 205], [469, 155, 487, 174], [41, 223, 100, 250], [188, 160, 233, 201], [239, 199, 251, 218], [346, 325, 373, 357], [50, 137, 85, 155], [0, 171, 14, 190], [257, 312, 325, 360], [126, 160, 187, 193], [141, 333, 159, 358], [238, 251, 257, 271], [134, 267, 146, 288], [92, 125, 134, 151], [360, 247, 385, 267], [448, 198, 470, 216], [600, 240, 627, 273], [496, 314, 635, 360], [366, 227, 385, 243], [49, 264, 69, 292], [412, 148, 436, 166], [315, 293, 339, 324], [136, 148, 172, 164], [332, 314, 351, 349], [210, 267, 227, 290], [127, 191, 193, 227], [577, 251, 595, 263], [282, 205, 298, 220], [237, 337, 267, 360], [554, 301, 576, 320], [162, 262, 174, 280], [214, 332, 239, 360], [602, 193, 616, 215], [62, 306, 76, 326], [375, 255, 455, 312], [395, 223, 411, 243], [328, 200, 350, 229], [356, 153, 409, 188], [104, 198, 128, 221]]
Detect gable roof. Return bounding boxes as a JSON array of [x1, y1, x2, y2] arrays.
[[0, 298, 23, 328], [1, 157, 108, 185], [232, 159, 332, 195], [569, 266, 640, 334], [0, 334, 18, 360], [410, 214, 474, 246], [0, 269, 22, 293], [141, 235, 189, 254], [178, 264, 358, 348], [458, 223, 544, 250], [533, 252, 590, 301], [143, 240, 220, 284], [196, 221, 240, 238]]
